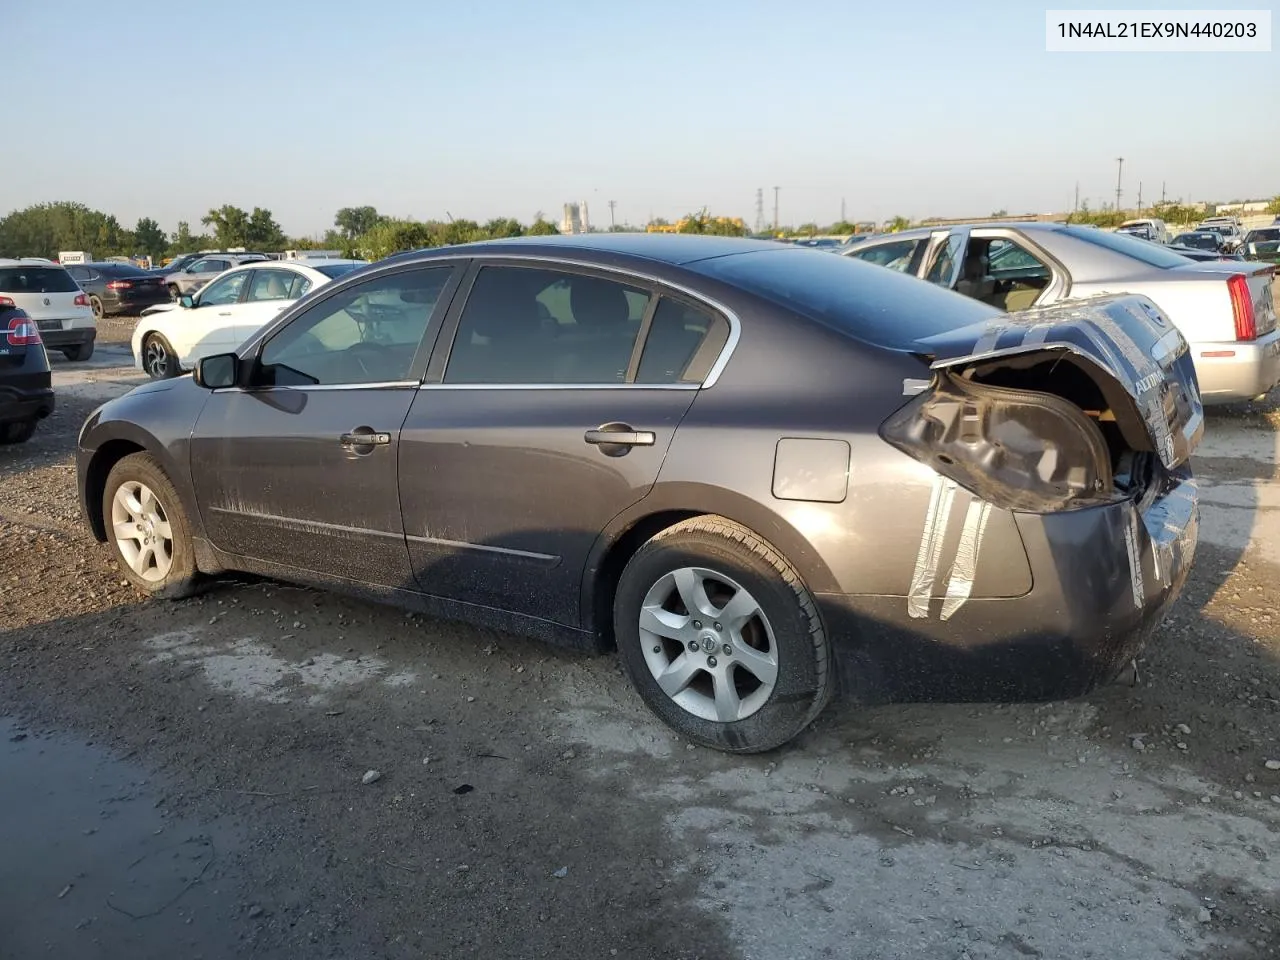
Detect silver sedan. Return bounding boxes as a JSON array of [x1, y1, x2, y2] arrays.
[[845, 222, 1279, 405]]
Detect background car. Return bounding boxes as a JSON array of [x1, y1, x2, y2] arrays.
[[132, 258, 367, 378], [66, 262, 170, 319], [0, 305, 54, 444], [845, 222, 1278, 404], [79, 235, 1201, 753], [163, 253, 269, 299], [1242, 227, 1280, 265], [1171, 230, 1224, 252], [1196, 220, 1244, 252], [1117, 217, 1169, 244], [0, 258, 96, 361]]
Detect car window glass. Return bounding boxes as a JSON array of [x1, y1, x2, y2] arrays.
[[0, 267, 80, 293], [68, 266, 88, 282], [445, 266, 650, 385], [924, 234, 964, 285], [289, 274, 312, 298], [247, 269, 297, 302], [635, 298, 729, 384], [198, 272, 248, 306], [852, 239, 922, 273], [986, 239, 1046, 273], [260, 267, 451, 386]]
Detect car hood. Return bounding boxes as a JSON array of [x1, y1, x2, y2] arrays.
[[141, 302, 179, 316], [914, 293, 1203, 470]]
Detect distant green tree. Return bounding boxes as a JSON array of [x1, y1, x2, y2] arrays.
[[483, 217, 525, 239], [887, 216, 912, 232], [334, 205, 384, 239], [246, 207, 286, 249], [526, 217, 560, 236], [827, 220, 857, 234], [134, 218, 167, 259], [1265, 196, 1280, 215], [201, 205, 251, 248]]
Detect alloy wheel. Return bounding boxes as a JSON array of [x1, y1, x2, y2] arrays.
[[638, 566, 778, 722], [144, 337, 170, 378], [110, 480, 174, 582]]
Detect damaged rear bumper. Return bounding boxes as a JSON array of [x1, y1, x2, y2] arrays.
[[818, 466, 1198, 705]]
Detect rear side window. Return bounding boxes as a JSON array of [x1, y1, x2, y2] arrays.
[[636, 298, 729, 384], [850, 238, 923, 273], [0, 267, 80, 293]]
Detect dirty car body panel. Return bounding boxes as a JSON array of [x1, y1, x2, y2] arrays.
[[77, 235, 1201, 717]]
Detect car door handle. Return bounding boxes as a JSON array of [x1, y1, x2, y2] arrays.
[[340, 430, 391, 446], [584, 426, 655, 447], [218, 311, 232, 316]]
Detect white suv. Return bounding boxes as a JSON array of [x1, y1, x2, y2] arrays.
[[0, 259, 96, 360]]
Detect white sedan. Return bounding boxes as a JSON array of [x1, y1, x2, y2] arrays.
[[132, 259, 367, 379]]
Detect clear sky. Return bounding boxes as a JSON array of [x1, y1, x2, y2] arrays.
[[2, 0, 1275, 235]]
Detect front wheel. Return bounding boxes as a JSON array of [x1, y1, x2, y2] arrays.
[[168, 284, 181, 301], [142, 334, 177, 379], [613, 516, 833, 753], [103, 452, 200, 598]]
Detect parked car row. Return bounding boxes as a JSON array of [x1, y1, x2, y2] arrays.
[[75, 234, 1206, 752], [841, 222, 1278, 405]]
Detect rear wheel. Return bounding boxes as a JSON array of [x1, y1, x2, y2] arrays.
[[63, 340, 94, 362], [0, 419, 37, 445], [168, 284, 181, 301], [103, 453, 199, 598], [89, 295, 104, 320], [142, 334, 177, 379], [613, 516, 833, 753]]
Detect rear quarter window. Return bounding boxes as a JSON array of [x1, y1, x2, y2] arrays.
[[0, 267, 80, 293]]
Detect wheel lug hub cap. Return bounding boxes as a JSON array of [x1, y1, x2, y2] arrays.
[[699, 632, 719, 653]]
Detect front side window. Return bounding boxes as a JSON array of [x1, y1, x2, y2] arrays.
[[259, 267, 452, 386], [850, 239, 923, 273], [444, 266, 650, 384], [198, 272, 248, 306]]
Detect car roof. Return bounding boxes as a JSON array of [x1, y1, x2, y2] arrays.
[[390, 234, 791, 267], [0, 258, 69, 268]]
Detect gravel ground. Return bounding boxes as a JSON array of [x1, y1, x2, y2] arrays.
[[1, 348, 1278, 960]]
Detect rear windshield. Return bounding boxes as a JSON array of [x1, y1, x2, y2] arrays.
[[1063, 225, 1193, 269], [314, 262, 366, 279], [691, 247, 1000, 349], [0, 266, 80, 293]]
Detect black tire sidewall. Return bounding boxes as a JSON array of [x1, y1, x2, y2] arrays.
[[102, 453, 197, 597], [614, 526, 828, 753], [145, 335, 174, 379]]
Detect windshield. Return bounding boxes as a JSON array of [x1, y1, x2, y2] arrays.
[[315, 262, 367, 279], [1063, 225, 1194, 268], [1174, 233, 1219, 250], [1245, 229, 1280, 244], [0, 266, 80, 293]]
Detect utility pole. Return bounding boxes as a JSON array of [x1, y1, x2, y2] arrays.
[[1136, 182, 1142, 215], [841, 197, 846, 223], [773, 186, 780, 232], [1114, 157, 1124, 213], [1074, 182, 1079, 213], [1161, 181, 1167, 206], [754, 188, 764, 234], [607, 200, 616, 229]]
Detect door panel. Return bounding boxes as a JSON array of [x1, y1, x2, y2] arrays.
[[400, 387, 696, 624], [191, 388, 417, 584]]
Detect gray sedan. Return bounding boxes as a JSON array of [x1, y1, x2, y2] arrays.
[[163, 253, 267, 298], [845, 223, 1279, 404], [76, 235, 1201, 752]]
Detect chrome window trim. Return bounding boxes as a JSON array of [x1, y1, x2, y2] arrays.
[[417, 382, 700, 392], [210, 380, 419, 394], [236, 252, 742, 391]]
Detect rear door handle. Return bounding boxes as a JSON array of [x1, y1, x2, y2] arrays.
[[584, 426, 655, 447], [340, 431, 391, 446]]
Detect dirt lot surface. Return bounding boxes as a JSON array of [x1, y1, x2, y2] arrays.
[[1, 344, 1278, 960]]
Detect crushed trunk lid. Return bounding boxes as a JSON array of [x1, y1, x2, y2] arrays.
[[912, 293, 1204, 469]]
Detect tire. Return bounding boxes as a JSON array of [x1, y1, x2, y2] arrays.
[[142, 334, 177, 379], [102, 452, 199, 599], [613, 516, 833, 753], [89, 295, 104, 320], [168, 284, 181, 301], [63, 340, 94, 362], [0, 419, 37, 445]]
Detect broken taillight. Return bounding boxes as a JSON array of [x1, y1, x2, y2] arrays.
[[880, 372, 1114, 513], [5, 313, 42, 346]]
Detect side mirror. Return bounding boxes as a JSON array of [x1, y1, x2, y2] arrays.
[[179, 294, 195, 308], [194, 353, 238, 389]]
